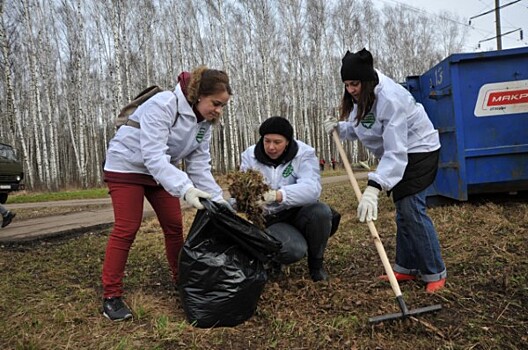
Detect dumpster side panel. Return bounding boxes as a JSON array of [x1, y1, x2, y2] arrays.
[[466, 153, 528, 189], [407, 47, 528, 201], [459, 52, 528, 190], [408, 60, 468, 200]]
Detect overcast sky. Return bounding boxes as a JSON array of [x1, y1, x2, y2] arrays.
[[374, 0, 528, 52]]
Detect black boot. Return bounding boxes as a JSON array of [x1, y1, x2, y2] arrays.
[[2, 211, 15, 228], [308, 258, 328, 282]]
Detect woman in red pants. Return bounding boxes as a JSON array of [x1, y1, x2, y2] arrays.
[[102, 66, 233, 321]]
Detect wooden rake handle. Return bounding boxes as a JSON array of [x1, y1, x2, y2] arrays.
[[331, 130, 403, 298]]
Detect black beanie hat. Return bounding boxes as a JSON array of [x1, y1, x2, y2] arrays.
[[259, 116, 294, 141], [340, 48, 377, 82]]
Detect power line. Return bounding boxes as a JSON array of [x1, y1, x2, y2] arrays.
[[375, 0, 470, 27], [374, 0, 527, 50], [474, 0, 528, 47], [372, 0, 491, 51], [469, 0, 522, 24], [470, 0, 525, 49], [478, 27, 523, 47]]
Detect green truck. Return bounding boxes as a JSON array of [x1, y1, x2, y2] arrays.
[[0, 142, 24, 204]]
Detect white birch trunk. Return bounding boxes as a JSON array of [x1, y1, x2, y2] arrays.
[[21, 1, 45, 185], [75, 0, 87, 187], [65, 101, 82, 177], [0, 7, 33, 186], [36, 5, 59, 190], [111, 0, 124, 115], [43, 83, 59, 190]]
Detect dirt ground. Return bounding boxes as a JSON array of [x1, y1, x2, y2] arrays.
[[0, 180, 527, 349]]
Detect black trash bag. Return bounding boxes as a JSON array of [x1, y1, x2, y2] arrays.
[[178, 199, 282, 328]]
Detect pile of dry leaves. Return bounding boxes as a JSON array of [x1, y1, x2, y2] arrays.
[[227, 169, 269, 229]]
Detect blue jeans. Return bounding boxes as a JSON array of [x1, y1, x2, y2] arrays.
[[393, 188, 446, 282]]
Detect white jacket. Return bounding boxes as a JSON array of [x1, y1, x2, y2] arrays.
[[337, 71, 440, 191], [104, 84, 223, 200], [240, 140, 321, 215]]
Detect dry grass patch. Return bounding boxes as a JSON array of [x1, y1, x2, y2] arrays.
[[1, 181, 527, 349]]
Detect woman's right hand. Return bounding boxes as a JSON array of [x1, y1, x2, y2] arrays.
[[184, 187, 212, 210], [323, 116, 338, 134]]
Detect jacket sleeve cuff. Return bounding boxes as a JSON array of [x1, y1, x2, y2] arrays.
[[367, 179, 382, 191]]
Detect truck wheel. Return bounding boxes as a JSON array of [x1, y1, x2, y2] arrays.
[[0, 193, 7, 204]]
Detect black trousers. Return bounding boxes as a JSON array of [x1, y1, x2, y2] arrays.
[[264, 202, 332, 265]]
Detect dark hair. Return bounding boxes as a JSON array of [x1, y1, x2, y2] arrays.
[[187, 66, 232, 105], [339, 76, 378, 125]]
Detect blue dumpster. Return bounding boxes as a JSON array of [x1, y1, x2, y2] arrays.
[[405, 46, 528, 201]]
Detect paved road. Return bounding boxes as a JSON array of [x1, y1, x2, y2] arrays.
[[0, 174, 365, 244]]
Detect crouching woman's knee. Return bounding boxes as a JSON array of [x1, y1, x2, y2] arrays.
[[266, 222, 308, 264], [305, 202, 332, 221]]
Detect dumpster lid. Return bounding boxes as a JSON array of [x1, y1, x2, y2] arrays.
[[445, 46, 528, 64]]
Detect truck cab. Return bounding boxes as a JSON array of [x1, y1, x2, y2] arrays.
[[0, 143, 24, 204]]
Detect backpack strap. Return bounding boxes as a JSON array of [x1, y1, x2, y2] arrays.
[[124, 119, 141, 129], [171, 92, 180, 127], [126, 91, 180, 129], [117, 86, 163, 130]]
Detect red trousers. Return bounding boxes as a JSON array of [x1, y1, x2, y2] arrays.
[[102, 182, 183, 298]]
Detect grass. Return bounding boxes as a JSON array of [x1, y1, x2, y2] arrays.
[[7, 187, 109, 204], [1, 180, 527, 349], [6, 168, 351, 204]]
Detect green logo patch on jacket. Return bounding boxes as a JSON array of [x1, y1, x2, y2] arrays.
[[196, 127, 206, 143], [361, 113, 375, 129], [282, 164, 293, 178]]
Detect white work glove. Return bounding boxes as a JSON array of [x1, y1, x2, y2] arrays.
[[323, 116, 339, 134], [357, 186, 380, 222], [184, 187, 212, 210], [215, 198, 236, 214], [257, 190, 277, 206]]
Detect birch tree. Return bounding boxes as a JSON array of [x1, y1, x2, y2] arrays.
[[241, 1, 278, 120], [0, 0, 468, 190], [37, 1, 60, 190], [110, 0, 124, 115], [278, 0, 305, 141], [0, 1, 34, 186], [204, 0, 239, 172], [22, 0, 51, 187], [436, 11, 467, 57], [305, 0, 328, 152]]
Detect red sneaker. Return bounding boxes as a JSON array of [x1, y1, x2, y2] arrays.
[[378, 272, 417, 282], [425, 278, 446, 293]]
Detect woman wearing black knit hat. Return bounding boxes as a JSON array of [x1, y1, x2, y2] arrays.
[[323, 48, 447, 293], [236, 116, 339, 282]]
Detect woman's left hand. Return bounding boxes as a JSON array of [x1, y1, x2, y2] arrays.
[[256, 190, 278, 206]]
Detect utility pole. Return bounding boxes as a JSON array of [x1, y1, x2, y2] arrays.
[[469, 0, 522, 50], [495, 0, 502, 50]]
